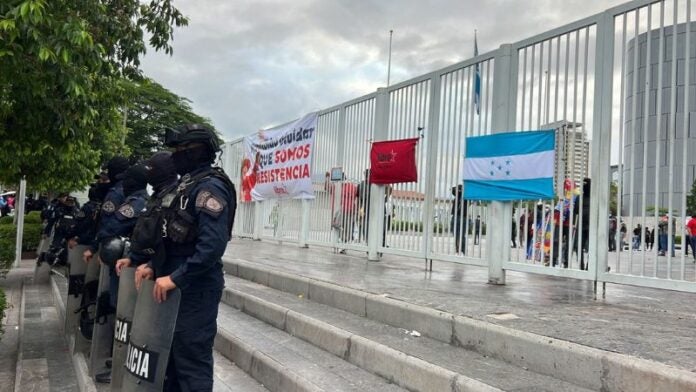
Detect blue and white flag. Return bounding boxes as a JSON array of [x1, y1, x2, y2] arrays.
[[463, 130, 555, 201]]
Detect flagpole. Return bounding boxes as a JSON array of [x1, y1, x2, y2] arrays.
[[387, 29, 393, 87]]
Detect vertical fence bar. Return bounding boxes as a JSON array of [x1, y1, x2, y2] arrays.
[[368, 88, 389, 261], [641, 5, 653, 275], [424, 75, 442, 262], [667, 0, 679, 277], [592, 10, 615, 281], [680, 0, 691, 279], [488, 44, 518, 284]]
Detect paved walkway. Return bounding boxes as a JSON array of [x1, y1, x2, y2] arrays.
[[224, 238, 696, 372], [0, 261, 33, 392]]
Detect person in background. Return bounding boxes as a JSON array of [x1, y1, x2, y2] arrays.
[[474, 215, 481, 245], [356, 169, 371, 243], [450, 185, 468, 255], [511, 210, 517, 248], [687, 213, 696, 262], [632, 224, 642, 251], [0, 195, 6, 217], [382, 185, 394, 248], [325, 171, 357, 253]]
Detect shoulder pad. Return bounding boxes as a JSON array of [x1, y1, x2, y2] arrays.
[[118, 203, 136, 219], [102, 200, 116, 213], [195, 189, 227, 217]]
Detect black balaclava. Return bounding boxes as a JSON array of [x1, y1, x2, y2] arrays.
[[106, 156, 130, 183], [145, 151, 177, 192], [119, 164, 148, 197], [88, 184, 101, 202], [171, 143, 215, 175]]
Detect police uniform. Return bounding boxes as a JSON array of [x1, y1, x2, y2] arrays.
[[96, 182, 147, 307], [160, 165, 236, 391], [128, 181, 178, 267], [72, 199, 101, 246], [42, 199, 79, 265]]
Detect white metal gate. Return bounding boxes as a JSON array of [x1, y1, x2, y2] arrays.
[[228, 0, 696, 293]]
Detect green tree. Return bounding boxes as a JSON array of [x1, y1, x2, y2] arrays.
[[0, 0, 188, 192], [610, 181, 618, 216], [124, 79, 216, 161], [687, 180, 696, 216]]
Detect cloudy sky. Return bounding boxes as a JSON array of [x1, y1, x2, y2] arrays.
[[141, 0, 628, 141]]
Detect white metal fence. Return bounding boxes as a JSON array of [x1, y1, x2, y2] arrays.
[[219, 0, 696, 293]]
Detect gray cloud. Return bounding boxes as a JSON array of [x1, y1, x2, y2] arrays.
[[141, 0, 627, 140]]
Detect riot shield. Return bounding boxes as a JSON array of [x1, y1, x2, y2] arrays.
[[75, 254, 101, 354], [65, 245, 89, 334], [89, 261, 115, 377], [110, 267, 137, 391], [121, 280, 181, 392], [33, 232, 53, 284]]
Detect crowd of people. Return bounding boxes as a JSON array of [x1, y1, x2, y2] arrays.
[[37, 124, 237, 389], [610, 213, 696, 261]]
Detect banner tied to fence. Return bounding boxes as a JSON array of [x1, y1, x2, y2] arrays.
[[242, 112, 318, 202]]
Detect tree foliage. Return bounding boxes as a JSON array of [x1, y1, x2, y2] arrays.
[[0, 0, 188, 192], [124, 79, 215, 161], [686, 180, 696, 216]]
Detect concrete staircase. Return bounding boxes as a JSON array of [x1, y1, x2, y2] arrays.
[[218, 259, 696, 392]]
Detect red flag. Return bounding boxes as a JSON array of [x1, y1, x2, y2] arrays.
[[369, 138, 419, 184]]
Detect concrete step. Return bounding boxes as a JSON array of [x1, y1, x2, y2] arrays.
[[224, 275, 593, 392], [215, 302, 409, 392], [214, 350, 269, 392], [49, 272, 268, 392], [223, 259, 696, 392]]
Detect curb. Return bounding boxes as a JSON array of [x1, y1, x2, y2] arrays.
[[224, 259, 696, 392], [49, 275, 98, 392], [222, 287, 501, 392], [12, 279, 26, 392], [214, 329, 324, 392]]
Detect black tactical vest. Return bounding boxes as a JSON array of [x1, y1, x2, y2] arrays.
[[164, 167, 236, 257]]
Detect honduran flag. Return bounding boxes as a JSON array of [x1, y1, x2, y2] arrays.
[[463, 130, 555, 201]]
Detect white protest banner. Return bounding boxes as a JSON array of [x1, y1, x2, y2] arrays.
[[241, 112, 317, 201]]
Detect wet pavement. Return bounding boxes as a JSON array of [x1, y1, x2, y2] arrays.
[[223, 238, 696, 372]]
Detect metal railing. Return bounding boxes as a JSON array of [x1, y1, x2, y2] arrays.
[[218, 0, 696, 293]]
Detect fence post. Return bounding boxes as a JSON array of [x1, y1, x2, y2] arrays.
[[590, 11, 615, 281], [253, 200, 263, 240], [299, 199, 310, 248], [487, 44, 518, 285], [334, 106, 347, 250], [368, 87, 390, 261], [422, 75, 442, 260], [14, 176, 26, 268]]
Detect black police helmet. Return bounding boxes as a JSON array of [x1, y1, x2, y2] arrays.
[[164, 124, 221, 153], [99, 237, 126, 268], [106, 156, 130, 182]]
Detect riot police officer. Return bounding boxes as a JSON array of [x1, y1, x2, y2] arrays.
[[83, 155, 129, 263], [39, 194, 79, 266], [86, 158, 149, 384], [115, 151, 179, 274], [67, 183, 108, 249], [135, 124, 236, 391]]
